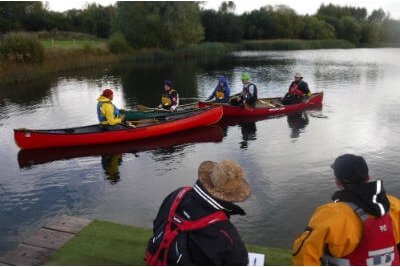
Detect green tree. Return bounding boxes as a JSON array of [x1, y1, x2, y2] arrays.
[[115, 1, 203, 50], [360, 21, 380, 44], [201, 7, 243, 43], [301, 15, 335, 39], [381, 19, 400, 43], [339, 16, 362, 44]]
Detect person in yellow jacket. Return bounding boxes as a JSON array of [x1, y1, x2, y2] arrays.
[[97, 89, 126, 130], [292, 154, 400, 265]]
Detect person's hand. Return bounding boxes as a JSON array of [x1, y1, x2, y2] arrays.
[[120, 114, 126, 121]]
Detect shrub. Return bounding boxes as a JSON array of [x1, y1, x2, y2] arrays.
[[107, 33, 130, 54], [0, 32, 45, 64]]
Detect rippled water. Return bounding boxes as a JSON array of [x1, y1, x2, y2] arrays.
[[1, 48, 400, 254]]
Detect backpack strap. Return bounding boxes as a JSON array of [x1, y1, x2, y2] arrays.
[[149, 187, 228, 265], [346, 202, 369, 221]]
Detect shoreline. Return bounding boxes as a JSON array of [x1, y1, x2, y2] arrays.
[[0, 215, 293, 266], [0, 39, 358, 87]]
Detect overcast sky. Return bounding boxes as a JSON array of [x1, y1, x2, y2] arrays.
[[45, 0, 400, 19]]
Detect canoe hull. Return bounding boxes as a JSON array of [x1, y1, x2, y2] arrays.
[[14, 105, 223, 150], [199, 92, 323, 117], [17, 125, 223, 168]]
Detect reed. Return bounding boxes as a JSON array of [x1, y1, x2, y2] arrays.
[[0, 37, 357, 87]]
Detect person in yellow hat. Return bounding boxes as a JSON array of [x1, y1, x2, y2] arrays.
[[282, 72, 311, 105], [292, 154, 400, 265], [97, 88, 125, 130], [146, 159, 251, 265]]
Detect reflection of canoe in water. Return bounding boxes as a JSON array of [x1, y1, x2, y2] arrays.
[[14, 105, 223, 150], [199, 92, 323, 117], [17, 125, 223, 168], [120, 103, 198, 120]]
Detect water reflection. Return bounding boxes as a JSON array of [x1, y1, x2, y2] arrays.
[[239, 122, 257, 149], [287, 112, 309, 138], [101, 154, 123, 184], [17, 125, 223, 168]]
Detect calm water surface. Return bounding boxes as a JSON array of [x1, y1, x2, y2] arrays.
[[1, 48, 400, 254]]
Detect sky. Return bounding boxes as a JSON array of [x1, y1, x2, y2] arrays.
[[45, 0, 400, 19]]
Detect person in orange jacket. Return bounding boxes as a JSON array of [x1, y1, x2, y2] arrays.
[[292, 154, 400, 265]]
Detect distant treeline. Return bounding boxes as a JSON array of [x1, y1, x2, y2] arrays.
[[1, 1, 399, 50]]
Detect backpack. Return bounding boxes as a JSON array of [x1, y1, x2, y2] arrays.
[[146, 187, 228, 265]]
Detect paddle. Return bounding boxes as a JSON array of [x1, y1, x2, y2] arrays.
[[243, 101, 254, 111], [136, 105, 169, 112]]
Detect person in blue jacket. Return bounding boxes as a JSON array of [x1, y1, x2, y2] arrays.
[[207, 77, 231, 103]]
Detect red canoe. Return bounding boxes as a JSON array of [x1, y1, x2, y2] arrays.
[[17, 125, 223, 168], [14, 105, 223, 150], [198, 92, 323, 117]]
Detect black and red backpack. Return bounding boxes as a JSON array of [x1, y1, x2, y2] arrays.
[[145, 187, 228, 265]]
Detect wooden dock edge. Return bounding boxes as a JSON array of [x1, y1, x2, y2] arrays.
[[0, 215, 92, 266]]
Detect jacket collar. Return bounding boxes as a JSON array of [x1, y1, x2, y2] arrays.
[[331, 180, 390, 217], [193, 180, 246, 216]]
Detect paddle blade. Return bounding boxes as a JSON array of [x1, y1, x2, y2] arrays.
[[244, 102, 253, 111]]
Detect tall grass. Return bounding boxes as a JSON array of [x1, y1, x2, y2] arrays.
[[0, 32, 357, 87]]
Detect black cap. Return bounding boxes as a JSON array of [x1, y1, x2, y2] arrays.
[[331, 154, 369, 186]]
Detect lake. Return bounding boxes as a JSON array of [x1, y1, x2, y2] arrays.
[[1, 48, 400, 255]]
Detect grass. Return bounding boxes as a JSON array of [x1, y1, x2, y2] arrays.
[[45, 220, 292, 266], [41, 39, 106, 49]]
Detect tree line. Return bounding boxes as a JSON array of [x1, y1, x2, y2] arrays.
[[1, 1, 399, 50]]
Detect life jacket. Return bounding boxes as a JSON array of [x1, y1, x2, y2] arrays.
[[242, 83, 258, 101], [288, 81, 305, 96], [146, 187, 228, 266], [215, 87, 226, 100], [322, 202, 399, 266], [161, 89, 177, 107], [97, 102, 120, 123]]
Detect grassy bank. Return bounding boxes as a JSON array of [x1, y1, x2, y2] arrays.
[[45, 219, 292, 266], [0, 37, 356, 88]]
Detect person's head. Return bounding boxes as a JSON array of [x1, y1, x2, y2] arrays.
[[219, 77, 228, 87], [294, 72, 303, 80], [241, 73, 250, 84], [102, 89, 114, 100], [331, 154, 370, 189], [198, 159, 251, 202], [164, 80, 172, 91]]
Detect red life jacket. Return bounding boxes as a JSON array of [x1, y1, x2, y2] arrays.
[[289, 81, 305, 96], [323, 203, 399, 266], [145, 187, 228, 266]]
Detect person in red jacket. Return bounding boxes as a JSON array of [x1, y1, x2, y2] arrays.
[[147, 159, 251, 265], [282, 73, 311, 105], [292, 154, 400, 265]]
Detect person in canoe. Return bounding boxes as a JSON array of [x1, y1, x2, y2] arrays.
[[206, 77, 231, 103], [97, 88, 126, 130], [230, 73, 258, 108], [158, 80, 179, 112], [282, 72, 311, 105]]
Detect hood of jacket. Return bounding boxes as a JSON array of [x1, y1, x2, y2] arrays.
[[331, 180, 390, 217], [97, 95, 111, 103]]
